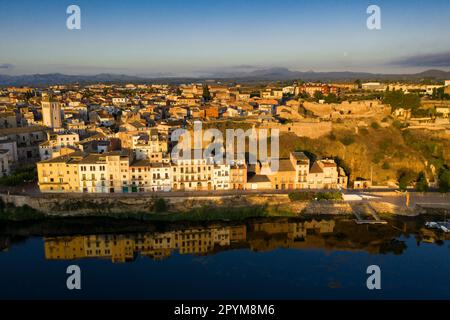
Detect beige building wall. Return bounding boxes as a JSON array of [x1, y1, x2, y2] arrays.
[[78, 155, 108, 193], [37, 158, 79, 192], [42, 100, 62, 128], [230, 164, 247, 190], [172, 157, 214, 191], [0, 150, 11, 177], [106, 154, 130, 193]]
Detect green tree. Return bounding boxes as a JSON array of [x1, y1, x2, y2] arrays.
[[383, 90, 420, 111], [415, 172, 429, 192], [0, 165, 37, 187], [438, 167, 450, 193], [297, 92, 310, 99], [397, 169, 416, 191], [324, 93, 340, 103], [202, 85, 212, 102], [313, 91, 324, 101], [431, 87, 450, 100], [403, 93, 421, 110]]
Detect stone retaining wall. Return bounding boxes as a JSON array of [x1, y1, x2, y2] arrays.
[[0, 193, 291, 216]]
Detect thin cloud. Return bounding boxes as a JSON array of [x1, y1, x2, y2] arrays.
[[230, 64, 259, 70], [390, 52, 450, 67], [0, 63, 14, 69]]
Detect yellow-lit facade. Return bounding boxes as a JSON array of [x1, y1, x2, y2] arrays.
[[43, 220, 340, 262]]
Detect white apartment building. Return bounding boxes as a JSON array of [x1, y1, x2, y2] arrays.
[[112, 97, 128, 106], [149, 163, 171, 191], [78, 154, 108, 193], [362, 82, 386, 91], [172, 152, 214, 191], [282, 86, 296, 95]]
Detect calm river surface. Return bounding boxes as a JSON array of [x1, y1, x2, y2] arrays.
[[0, 216, 449, 299]]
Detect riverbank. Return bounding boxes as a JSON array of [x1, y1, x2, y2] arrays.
[[0, 191, 448, 222]]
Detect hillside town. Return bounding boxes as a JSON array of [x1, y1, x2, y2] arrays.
[[0, 79, 449, 194]]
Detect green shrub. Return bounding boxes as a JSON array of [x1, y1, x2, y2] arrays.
[[153, 198, 168, 213], [0, 199, 45, 221], [0, 165, 37, 187], [316, 191, 343, 201], [372, 152, 384, 164], [359, 128, 369, 135], [340, 135, 355, 146], [289, 191, 343, 201], [289, 192, 316, 201], [371, 121, 380, 129], [393, 120, 406, 129]]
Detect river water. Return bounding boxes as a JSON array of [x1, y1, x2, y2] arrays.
[[0, 216, 449, 299]]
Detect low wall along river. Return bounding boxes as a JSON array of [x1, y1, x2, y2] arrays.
[[0, 191, 426, 220]]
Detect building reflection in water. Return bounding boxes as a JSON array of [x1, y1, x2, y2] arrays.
[[44, 220, 335, 263], [41, 218, 449, 263]]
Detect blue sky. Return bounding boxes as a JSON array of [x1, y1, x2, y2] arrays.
[[1, 0, 450, 75]]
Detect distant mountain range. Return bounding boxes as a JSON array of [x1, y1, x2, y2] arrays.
[[1, 68, 450, 86], [209, 67, 450, 82], [0, 73, 145, 87]]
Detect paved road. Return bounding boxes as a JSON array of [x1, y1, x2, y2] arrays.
[[2, 184, 449, 208]]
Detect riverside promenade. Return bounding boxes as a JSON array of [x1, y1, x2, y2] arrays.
[[1, 186, 449, 218], [1, 182, 449, 207]]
